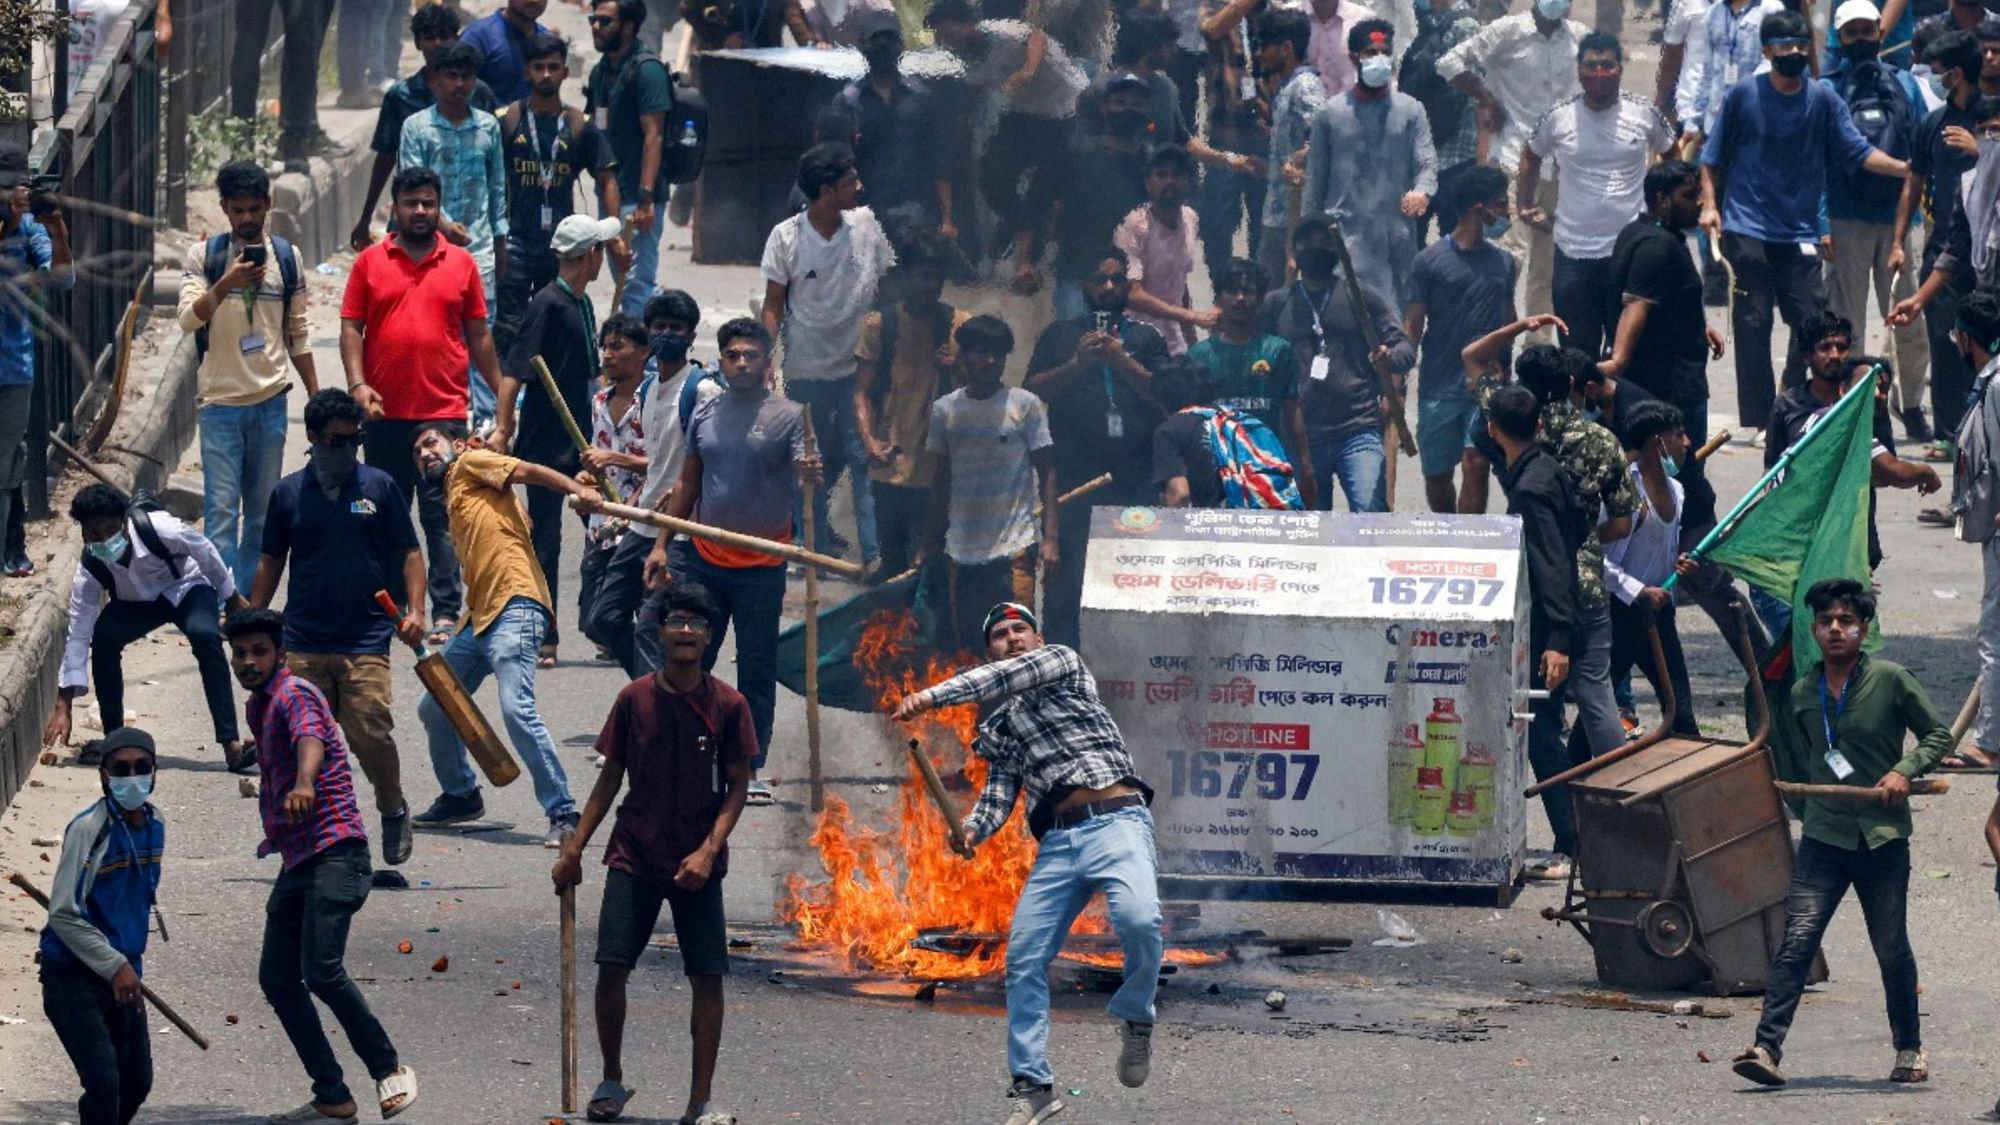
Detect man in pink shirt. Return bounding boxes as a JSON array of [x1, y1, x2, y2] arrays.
[[1114, 145, 1211, 353], [1307, 0, 1378, 94]]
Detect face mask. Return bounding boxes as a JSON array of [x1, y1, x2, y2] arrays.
[[87, 532, 128, 564], [1581, 404, 1602, 423], [310, 442, 358, 494], [1483, 214, 1512, 240], [1839, 38, 1881, 64], [650, 332, 691, 364], [1580, 74, 1620, 102], [1662, 454, 1681, 478], [1535, 0, 1569, 19], [107, 774, 152, 811], [1358, 56, 1393, 89], [1104, 108, 1146, 136], [1771, 53, 1811, 78], [1293, 246, 1336, 278]]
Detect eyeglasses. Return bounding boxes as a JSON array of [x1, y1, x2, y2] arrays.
[[661, 614, 711, 631], [320, 431, 364, 449], [588, 14, 616, 25], [105, 760, 155, 777]]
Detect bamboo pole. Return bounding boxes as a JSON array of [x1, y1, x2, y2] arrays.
[[572, 498, 866, 578], [802, 410, 824, 813], [907, 738, 970, 855], [559, 884, 577, 1115], [8, 872, 210, 1050], [531, 355, 622, 504]]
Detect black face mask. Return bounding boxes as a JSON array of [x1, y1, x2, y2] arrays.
[[1839, 38, 1881, 63], [1771, 53, 1811, 78], [1293, 246, 1337, 280]]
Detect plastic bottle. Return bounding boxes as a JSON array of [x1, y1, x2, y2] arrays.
[[1424, 697, 1463, 798], [679, 119, 700, 147], [1412, 766, 1447, 836], [1386, 723, 1421, 826]]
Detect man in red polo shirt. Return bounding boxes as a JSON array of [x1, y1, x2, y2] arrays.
[[339, 166, 503, 642]]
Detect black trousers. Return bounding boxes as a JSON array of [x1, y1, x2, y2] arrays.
[[495, 250, 558, 363], [980, 113, 1072, 245], [525, 448, 584, 648], [1921, 241, 1976, 438], [1721, 232, 1823, 430], [871, 481, 929, 584], [361, 419, 464, 622], [1608, 597, 1698, 736], [42, 959, 151, 1125], [93, 585, 238, 744], [582, 530, 662, 679], [1553, 250, 1618, 360], [230, 0, 334, 137]]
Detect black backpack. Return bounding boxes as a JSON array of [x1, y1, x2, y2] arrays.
[[1831, 61, 1916, 212], [197, 233, 302, 362], [81, 501, 182, 595]]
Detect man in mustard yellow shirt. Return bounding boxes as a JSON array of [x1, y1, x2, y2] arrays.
[[177, 160, 318, 588], [407, 423, 601, 845]]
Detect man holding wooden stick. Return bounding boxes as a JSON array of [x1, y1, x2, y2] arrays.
[[892, 603, 1161, 1125], [643, 318, 819, 806], [552, 581, 750, 1125]]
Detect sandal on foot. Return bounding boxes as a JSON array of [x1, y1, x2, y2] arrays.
[[1732, 1045, 1785, 1087], [1917, 507, 1953, 527], [745, 778, 775, 806], [538, 644, 559, 669], [1936, 748, 1997, 773], [1523, 855, 1570, 882], [427, 619, 456, 647], [267, 1104, 358, 1124], [377, 1065, 418, 1119], [587, 1079, 635, 1122]]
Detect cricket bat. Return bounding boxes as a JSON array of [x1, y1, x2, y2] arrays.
[[373, 591, 520, 788]]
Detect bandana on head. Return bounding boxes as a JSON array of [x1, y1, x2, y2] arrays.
[[982, 602, 1040, 641]]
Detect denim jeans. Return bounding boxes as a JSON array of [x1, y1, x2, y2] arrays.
[[1196, 159, 1267, 282], [1006, 806, 1163, 1086], [259, 839, 400, 1108], [1526, 657, 1577, 859], [199, 393, 289, 589], [362, 419, 464, 622], [668, 541, 785, 768], [1309, 428, 1388, 513], [419, 596, 577, 818], [616, 202, 663, 318], [1754, 836, 1920, 1061], [1979, 537, 2000, 752], [584, 531, 663, 679], [784, 375, 878, 566], [1563, 605, 1627, 767], [41, 959, 151, 1125], [92, 585, 239, 744]]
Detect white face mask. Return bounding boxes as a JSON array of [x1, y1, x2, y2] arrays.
[[1359, 55, 1393, 89], [1535, 0, 1571, 18]]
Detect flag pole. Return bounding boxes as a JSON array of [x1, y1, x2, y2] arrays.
[[1662, 366, 1880, 591]]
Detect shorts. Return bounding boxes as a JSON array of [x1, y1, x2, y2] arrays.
[[594, 865, 729, 976], [1418, 395, 1482, 477]]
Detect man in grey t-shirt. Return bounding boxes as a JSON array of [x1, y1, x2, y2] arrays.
[[643, 318, 819, 803]]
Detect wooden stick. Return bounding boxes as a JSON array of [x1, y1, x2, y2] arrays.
[[1950, 682, 1981, 749], [1774, 778, 1951, 802], [84, 267, 154, 453], [802, 410, 824, 813], [906, 738, 969, 854], [46, 429, 119, 488], [1694, 429, 1732, 463], [573, 498, 865, 578], [531, 356, 622, 504], [7, 872, 210, 1050], [1053, 472, 1113, 509], [559, 883, 577, 1115]]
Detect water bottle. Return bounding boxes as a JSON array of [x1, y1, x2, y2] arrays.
[[679, 119, 699, 147]]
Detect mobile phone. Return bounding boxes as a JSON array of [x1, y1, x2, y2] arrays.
[[241, 245, 267, 267], [1092, 311, 1114, 333]]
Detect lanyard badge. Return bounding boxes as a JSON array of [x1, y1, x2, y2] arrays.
[[1818, 673, 1857, 780]]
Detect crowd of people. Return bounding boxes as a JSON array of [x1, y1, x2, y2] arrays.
[[34, 0, 2000, 1120]]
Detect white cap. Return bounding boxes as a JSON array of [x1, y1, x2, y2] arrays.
[[1833, 0, 1880, 26], [551, 215, 624, 258]]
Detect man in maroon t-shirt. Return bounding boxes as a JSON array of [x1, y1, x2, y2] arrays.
[[551, 580, 751, 1125], [338, 166, 505, 639]]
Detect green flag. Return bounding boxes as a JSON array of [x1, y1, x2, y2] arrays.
[[1704, 370, 1879, 670], [775, 565, 963, 713]]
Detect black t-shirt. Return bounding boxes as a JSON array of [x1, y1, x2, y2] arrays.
[[371, 69, 499, 155], [261, 464, 422, 655], [1027, 314, 1170, 490], [1153, 410, 1223, 508], [500, 106, 616, 272], [506, 281, 599, 464], [1049, 141, 1151, 282], [836, 77, 948, 218], [1913, 100, 1978, 256], [1607, 216, 1708, 402]]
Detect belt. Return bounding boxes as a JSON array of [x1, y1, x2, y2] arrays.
[[1049, 793, 1146, 831]]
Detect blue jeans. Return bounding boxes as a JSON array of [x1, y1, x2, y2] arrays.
[[1195, 160, 1266, 283], [1006, 805, 1163, 1087], [468, 270, 499, 427], [784, 376, 878, 566], [199, 393, 289, 589], [668, 540, 785, 768], [1754, 836, 1919, 1061], [419, 596, 576, 819], [616, 203, 662, 318], [1309, 428, 1387, 513]]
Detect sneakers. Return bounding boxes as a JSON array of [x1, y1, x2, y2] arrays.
[[544, 813, 580, 848], [1001, 1080, 1063, 1125], [4, 554, 33, 577], [1731, 1045, 1785, 1086], [335, 86, 379, 110], [745, 778, 775, 806], [1890, 1047, 1929, 1083], [1117, 1021, 1152, 1088], [381, 806, 412, 866], [411, 790, 485, 827]]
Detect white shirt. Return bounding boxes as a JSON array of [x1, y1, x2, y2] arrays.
[[1604, 465, 1684, 604], [1435, 12, 1586, 173], [1529, 94, 1676, 259], [61, 512, 236, 692], [760, 206, 896, 384], [1676, 0, 1787, 135], [630, 360, 723, 540]]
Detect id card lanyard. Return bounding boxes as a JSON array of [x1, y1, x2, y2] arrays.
[[522, 110, 570, 231], [1818, 671, 1857, 780], [1296, 281, 1334, 380], [1100, 317, 1132, 439]]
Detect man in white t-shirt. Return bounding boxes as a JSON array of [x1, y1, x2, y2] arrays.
[[760, 142, 896, 574], [1519, 32, 1674, 358], [920, 315, 1058, 653]]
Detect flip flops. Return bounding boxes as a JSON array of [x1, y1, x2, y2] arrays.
[[377, 1065, 418, 1119], [267, 1105, 357, 1124], [587, 1079, 636, 1122]]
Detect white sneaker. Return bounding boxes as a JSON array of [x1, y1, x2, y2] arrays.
[[1001, 1081, 1064, 1125]]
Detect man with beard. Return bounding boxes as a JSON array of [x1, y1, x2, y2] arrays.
[[407, 423, 600, 845], [341, 167, 503, 645], [586, 0, 675, 316], [1189, 258, 1319, 508], [832, 11, 952, 233], [494, 34, 621, 360], [1043, 73, 1155, 317], [1026, 248, 1170, 646], [249, 389, 428, 866], [1260, 216, 1413, 513], [1115, 145, 1210, 353], [1257, 9, 1326, 284]]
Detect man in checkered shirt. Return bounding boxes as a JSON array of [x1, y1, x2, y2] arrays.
[[893, 602, 1160, 1125]]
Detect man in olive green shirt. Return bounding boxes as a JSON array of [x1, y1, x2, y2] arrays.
[[1734, 579, 1952, 1091]]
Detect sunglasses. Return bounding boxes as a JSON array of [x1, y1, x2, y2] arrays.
[[320, 431, 364, 449], [662, 614, 711, 631], [588, 14, 616, 25], [106, 759, 155, 777]]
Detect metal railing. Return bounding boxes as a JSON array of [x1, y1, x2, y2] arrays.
[[25, 0, 158, 519]]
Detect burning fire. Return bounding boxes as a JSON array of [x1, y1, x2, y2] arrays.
[[781, 609, 1116, 980]]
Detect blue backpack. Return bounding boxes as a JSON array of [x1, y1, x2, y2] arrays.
[[1181, 406, 1303, 510]]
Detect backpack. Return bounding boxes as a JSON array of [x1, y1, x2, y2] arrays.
[[1183, 406, 1304, 510], [81, 503, 183, 595], [197, 233, 301, 362], [1951, 355, 2000, 543], [1830, 62, 1917, 212], [593, 47, 708, 185], [1400, 13, 1469, 152]]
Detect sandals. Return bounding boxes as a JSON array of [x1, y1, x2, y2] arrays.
[[588, 1079, 636, 1122], [1523, 855, 1571, 882], [1890, 1047, 1929, 1083], [1936, 748, 1998, 773], [74, 740, 105, 766], [682, 1112, 737, 1125], [427, 618, 456, 647], [267, 1105, 357, 1124], [538, 644, 559, 669], [745, 778, 775, 806], [377, 1065, 418, 1119], [1917, 507, 1953, 527]]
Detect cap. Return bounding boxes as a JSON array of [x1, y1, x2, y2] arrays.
[[981, 601, 1040, 641], [0, 142, 30, 190], [858, 10, 902, 40], [98, 727, 157, 760], [551, 215, 624, 258], [1105, 70, 1148, 94], [1833, 0, 1880, 25]]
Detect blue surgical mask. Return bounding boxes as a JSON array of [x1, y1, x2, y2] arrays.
[[1662, 454, 1681, 478], [87, 532, 128, 564], [107, 774, 152, 811], [1535, 0, 1570, 18], [1359, 56, 1394, 89], [1483, 216, 1512, 240]]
